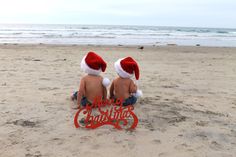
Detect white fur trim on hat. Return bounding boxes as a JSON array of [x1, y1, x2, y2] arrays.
[[114, 59, 133, 79], [133, 89, 143, 98], [80, 56, 101, 75], [102, 77, 110, 87]]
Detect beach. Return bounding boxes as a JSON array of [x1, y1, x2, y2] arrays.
[[0, 44, 236, 157]]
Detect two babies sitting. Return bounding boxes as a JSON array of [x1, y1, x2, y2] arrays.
[[71, 52, 142, 107]]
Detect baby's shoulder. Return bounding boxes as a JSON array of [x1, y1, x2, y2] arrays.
[[114, 77, 121, 82], [116, 77, 132, 83], [87, 75, 103, 81], [81, 75, 87, 80], [127, 78, 134, 85]]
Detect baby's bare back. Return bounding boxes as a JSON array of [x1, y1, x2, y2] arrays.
[[113, 77, 137, 100], [84, 75, 103, 101]]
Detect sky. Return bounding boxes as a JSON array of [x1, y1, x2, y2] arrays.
[[0, 0, 235, 28]]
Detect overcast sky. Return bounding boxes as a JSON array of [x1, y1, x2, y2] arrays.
[[0, 0, 235, 28]]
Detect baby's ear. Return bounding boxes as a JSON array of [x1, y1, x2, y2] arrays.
[[102, 78, 110, 87]]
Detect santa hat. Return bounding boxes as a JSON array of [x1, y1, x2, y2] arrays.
[[114, 57, 140, 80], [81, 52, 110, 87]]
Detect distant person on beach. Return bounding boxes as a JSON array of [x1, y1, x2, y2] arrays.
[[110, 57, 142, 106], [71, 52, 110, 107]]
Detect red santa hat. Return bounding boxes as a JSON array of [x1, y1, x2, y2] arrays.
[[114, 57, 140, 80], [81, 52, 110, 87], [81, 52, 106, 75]]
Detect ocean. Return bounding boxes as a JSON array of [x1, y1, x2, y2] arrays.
[[0, 24, 236, 47]]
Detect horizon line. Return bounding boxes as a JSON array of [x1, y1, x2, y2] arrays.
[[0, 23, 235, 30]]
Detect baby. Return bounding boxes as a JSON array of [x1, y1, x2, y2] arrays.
[[71, 52, 110, 107], [110, 57, 142, 106]]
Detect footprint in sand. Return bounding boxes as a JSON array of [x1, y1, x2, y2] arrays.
[[140, 119, 155, 131], [139, 97, 156, 105], [25, 151, 42, 157], [99, 128, 116, 136], [8, 137, 21, 146], [230, 129, 236, 137], [158, 152, 168, 157], [168, 116, 186, 124], [38, 87, 59, 91], [39, 78, 51, 80], [196, 133, 208, 141], [161, 84, 179, 89], [140, 106, 152, 112], [80, 136, 92, 143], [51, 137, 64, 145], [210, 141, 222, 151], [174, 143, 189, 149], [195, 121, 209, 127], [121, 140, 136, 150], [114, 140, 122, 144], [7, 119, 39, 128], [171, 99, 184, 104], [152, 139, 161, 144]]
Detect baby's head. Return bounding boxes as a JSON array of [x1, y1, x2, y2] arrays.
[[114, 57, 140, 80], [81, 52, 107, 76]]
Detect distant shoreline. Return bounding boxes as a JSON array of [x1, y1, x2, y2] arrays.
[[0, 43, 234, 49], [0, 43, 236, 48], [0, 24, 236, 47]]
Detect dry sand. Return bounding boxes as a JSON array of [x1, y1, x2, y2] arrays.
[[0, 44, 236, 157]]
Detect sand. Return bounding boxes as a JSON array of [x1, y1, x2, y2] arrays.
[[0, 44, 236, 157]]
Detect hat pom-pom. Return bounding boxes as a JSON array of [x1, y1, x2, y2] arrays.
[[102, 78, 110, 87], [134, 89, 143, 98]]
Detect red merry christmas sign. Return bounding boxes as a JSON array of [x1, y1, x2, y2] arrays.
[[74, 97, 138, 130]]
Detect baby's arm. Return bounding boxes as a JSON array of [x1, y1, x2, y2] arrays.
[[77, 78, 85, 106], [103, 86, 107, 100], [109, 81, 115, 99], [129, 80, 137, 93]]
